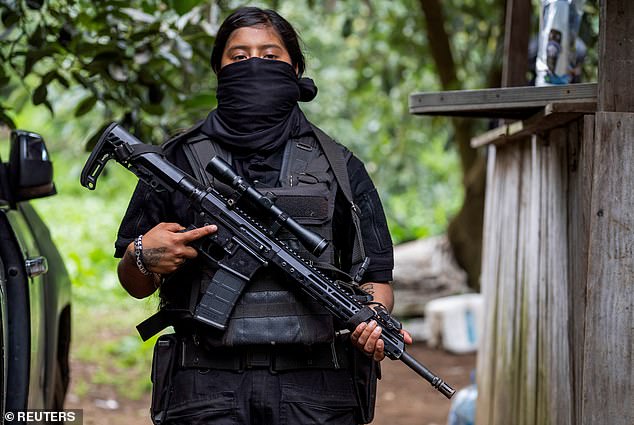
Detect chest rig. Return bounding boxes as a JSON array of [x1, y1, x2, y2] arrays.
[[136, 124, 368, 346]]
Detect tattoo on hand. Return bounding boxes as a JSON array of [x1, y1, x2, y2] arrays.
[[142, 247, 167, 267]]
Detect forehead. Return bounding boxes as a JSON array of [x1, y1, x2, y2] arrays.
[[225, 25, 285, 49]]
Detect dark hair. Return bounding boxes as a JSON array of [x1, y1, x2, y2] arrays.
[[210, 7, 306, 76]]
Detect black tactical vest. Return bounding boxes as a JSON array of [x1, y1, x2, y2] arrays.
[[136, 123, 368, 345], [184, 132, 339, 346]]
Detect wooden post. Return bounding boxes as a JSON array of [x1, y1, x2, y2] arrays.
[[582, 2, 634, 424], [597, 0, 634, 112], [501, 0, 531, 88]]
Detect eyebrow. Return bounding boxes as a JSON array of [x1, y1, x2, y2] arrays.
[[226, 44, 283, 52]]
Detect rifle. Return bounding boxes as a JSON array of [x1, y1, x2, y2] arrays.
[[80, 123, 456, 399]]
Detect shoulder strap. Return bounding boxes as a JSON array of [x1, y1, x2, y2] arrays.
[[161, 121, 233, 189], [310, 125, 355, 205], [310, 125, 369, 282], [183, 134, 233, 188], [162, 120, 204, 151]]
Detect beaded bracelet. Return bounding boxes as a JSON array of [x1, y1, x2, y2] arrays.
[[134, 234, 152, 276]]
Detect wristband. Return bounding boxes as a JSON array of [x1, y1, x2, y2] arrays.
[[134, 235, 153, 276]]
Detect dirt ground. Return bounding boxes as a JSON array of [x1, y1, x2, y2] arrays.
[[65, 343, 475, 425]]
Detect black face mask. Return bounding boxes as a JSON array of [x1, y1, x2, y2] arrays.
[[202, 57, 317, 156]]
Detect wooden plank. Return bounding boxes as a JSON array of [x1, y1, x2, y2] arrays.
[[535, 134, 549, 425], [536, 130, 573, 424], [489, 145, 522, 424], [471, 126, 510, 148], [516, 135, 539, 425], [476, 145, 502, 425], [582, 112, 634, 425], [409, 83, 597, 119], [470, 102, 596, 148], [545, 127, 574, 425], [598, 0, 634, 112], [567, 116, 594, 425], [525, 136, 541, 425], [507, 103, 595, 141]]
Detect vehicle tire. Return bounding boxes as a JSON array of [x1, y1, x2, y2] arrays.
[[51, 307, 71, 411]]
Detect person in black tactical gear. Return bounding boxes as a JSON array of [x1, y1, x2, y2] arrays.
[[114, 6, 412, 425]]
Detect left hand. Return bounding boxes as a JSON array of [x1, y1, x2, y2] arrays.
[[350, 321, 413, 362]]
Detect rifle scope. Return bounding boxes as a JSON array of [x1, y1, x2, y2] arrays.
[[207, 156, 329, 257]]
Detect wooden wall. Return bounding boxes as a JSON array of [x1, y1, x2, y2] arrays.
[[475, 116, 595, 425], [475, 112, 634, 425]]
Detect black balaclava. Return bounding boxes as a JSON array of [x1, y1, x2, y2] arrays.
[[202, 57, 317, 159]]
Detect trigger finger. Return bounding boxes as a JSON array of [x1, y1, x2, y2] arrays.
[[183, 225, 217, 242]]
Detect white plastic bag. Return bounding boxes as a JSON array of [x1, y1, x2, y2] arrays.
[[535, 0, 586, 85]]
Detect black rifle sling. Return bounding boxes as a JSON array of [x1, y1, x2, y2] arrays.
[[183, 133, 233, 190], [310, 126, 367, 279]]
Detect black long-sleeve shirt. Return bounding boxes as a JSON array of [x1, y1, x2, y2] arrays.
[[114, 131, 394, 283]]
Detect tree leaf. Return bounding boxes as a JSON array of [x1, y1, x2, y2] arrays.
[[25, 0, 44, 10], [174, 35, 193, 60], [42, 69, 58, 84], [23, 47, 57, 77], [0, 106, 16, 130], [55, 72, 70, 88], [71, 70, 92, 89], [75, 96, 97, 117], [28, 25, 45, 48], [32, 83, 48, 105], [1, 9, 19, 28], [43, 99, 54, 115], [342, 17, 353, 38]]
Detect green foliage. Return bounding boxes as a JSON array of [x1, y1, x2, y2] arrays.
[[1, 0, 217, 142], [3, 0, 468, 245]]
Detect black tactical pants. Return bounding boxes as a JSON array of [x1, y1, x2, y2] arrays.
[[161, 367, 358, 425]]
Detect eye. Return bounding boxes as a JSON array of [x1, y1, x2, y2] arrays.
[[263, 54, 278, 60], [232, 54, 248, 61]]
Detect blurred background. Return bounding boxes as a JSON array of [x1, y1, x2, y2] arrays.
[[0, 0, 599, 423]]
